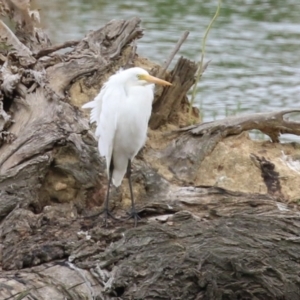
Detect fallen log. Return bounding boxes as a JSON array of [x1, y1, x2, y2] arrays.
[[157, 109, 300, 184], [1, 187, 300, 299]]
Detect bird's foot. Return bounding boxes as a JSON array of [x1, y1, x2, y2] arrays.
[[86, 208, 120, 227], [93, 208, 119, 227], [123, 208, 141, 227]]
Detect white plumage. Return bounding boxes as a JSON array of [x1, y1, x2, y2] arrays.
[[82, 67, 171, 225]]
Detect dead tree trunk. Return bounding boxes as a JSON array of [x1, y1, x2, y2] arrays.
[[1, 1, 300, 300]]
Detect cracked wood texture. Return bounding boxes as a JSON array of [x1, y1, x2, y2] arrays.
[[1, 186, 300, 299], [1, 1, 300, 300]]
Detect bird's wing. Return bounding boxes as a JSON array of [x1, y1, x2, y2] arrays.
[[81, 68, 125, 127], [82, 84, 108, 133], [97, 84, 124, 173], [82, 71, 125, 175]]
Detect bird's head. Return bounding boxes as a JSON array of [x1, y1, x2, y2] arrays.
[[121, 67, 172, 87]]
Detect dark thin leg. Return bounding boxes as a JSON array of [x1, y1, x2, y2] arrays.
[[101, 158, 119, 226], [102, 168, 112, 226], [102, 157, 119, 227], [126, 159, 141, 227]]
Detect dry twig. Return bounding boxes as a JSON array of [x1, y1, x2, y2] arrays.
[[158, 31, 189, 77]]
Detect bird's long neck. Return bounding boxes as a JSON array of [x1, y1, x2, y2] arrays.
[[127, 85, 154, 105]]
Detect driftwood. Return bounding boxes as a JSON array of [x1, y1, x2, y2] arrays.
[[161, 109, 300, 183], [150, 56, 198, 129], [175, 109, 300, 141], [1, 1, 300, 299], [1, 186, 300, 299]]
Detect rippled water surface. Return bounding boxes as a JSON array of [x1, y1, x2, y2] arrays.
[[34, 0, 300, 140]]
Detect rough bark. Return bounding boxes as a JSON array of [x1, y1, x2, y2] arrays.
[[1, 1, 300, 300], [150, 57, 198, 129], [1, 186, 300, 299]]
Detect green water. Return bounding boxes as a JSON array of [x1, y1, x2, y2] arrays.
[[34, 0, 300, 141]]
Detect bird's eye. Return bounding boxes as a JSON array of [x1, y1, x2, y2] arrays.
[[137, 74, 146, 80]]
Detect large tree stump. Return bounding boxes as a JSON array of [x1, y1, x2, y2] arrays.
[[1, 1, 300, 299], [149, 56, 197, 129]]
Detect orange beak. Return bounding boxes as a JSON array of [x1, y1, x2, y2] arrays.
[[141, 74, 172, 86]]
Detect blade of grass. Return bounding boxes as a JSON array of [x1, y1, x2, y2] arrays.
[[189, 0, 222, 123]]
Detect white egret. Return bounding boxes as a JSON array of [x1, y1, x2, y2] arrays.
[[82, 67, 172, 226]]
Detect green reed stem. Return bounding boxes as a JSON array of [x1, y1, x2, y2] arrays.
[[189, 0, 222, 122]]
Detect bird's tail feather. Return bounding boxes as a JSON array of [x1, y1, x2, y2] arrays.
[[110, 154, 128, 187], [82, 101, 96, 109], [112, 168, 126, 187], [82, 100, 99, 125]]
